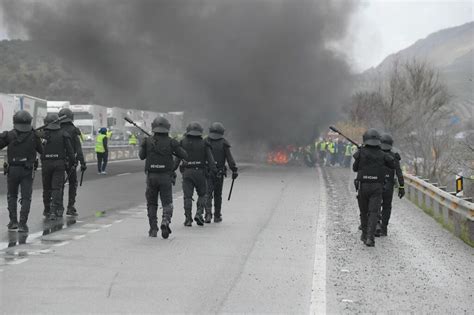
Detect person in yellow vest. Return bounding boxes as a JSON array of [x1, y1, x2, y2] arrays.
[[344, 142, 353, 168], [129, 133, 138, 146], [318, 139, 327, 165], [95, 128, 109, 175], [327, 140, 336, 166]]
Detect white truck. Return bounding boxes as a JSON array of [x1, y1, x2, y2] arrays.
[[47, 101, 70, 113], [0, 93, 18, 131], [69, 104, 108, 142], [12, 94, 48, 129]]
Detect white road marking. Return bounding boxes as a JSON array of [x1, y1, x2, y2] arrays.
[[114, 219, 124, 223], [73, 235, 86, 240], [87, 229, 100, 234], [341, 299, 354, 303], [117, 172, 131, 176], [53, 241, 70, 247], [310, 167, 327, 315], [6, 258, 29, 265]]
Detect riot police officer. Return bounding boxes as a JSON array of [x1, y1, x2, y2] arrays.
[[204, 122, 238, 223], [175, 122, 217, 227], [0, 110, 43, 232], [41, 113, 75, 220], [377, 133, 405, 236], [353, 129, 395, 247], [139, 117, 187, 238], [58, 108, 87, 216]]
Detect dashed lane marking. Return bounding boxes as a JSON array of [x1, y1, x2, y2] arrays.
[[310, 167, 327, 315], [117, 172, 131, 176], [6, 258, 28, 265], [73, 235, 86, 240], [53, 241, 70, 247]]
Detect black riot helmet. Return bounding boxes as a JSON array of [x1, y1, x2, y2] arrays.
[[362, 128, 381, 147], [152, 117, 171, 134], [13, 110, 33, 132], [58, 108, 74, 123], [186, 121, 203, 136], [209, 122, 225, 140], [380, 133, 394, 151], [43, 113, 61, 130]]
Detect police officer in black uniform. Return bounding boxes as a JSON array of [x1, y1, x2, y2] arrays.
[[139, 117, 187, 238], [59, 108, 87, 216], [175, 122, 217, 227], [204, 122, 238, 223], [377, 133, 405, 236], [41, 113, 75, 220], [353, 129, 395, 247], [0, 110, 43, 232]]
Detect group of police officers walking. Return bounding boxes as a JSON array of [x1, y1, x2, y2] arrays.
[[352, 128, 405, 247], [0, 109, 86, 233], [1, 110, 238, 240], [139, 118, 238, 239]]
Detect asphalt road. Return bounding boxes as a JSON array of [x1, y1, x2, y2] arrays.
[[0, 164, 473, 314]]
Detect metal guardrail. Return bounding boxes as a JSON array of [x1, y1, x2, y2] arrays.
[[405, 173, 474, 247]]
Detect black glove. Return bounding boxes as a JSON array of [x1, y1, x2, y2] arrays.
[[171, 172, 177, 186], [354, 179, 360, 192], [232, 171, 238, 180], [398, 187, 405, 199], [80, 163, 87, 171], [216, 169, 225, 179]]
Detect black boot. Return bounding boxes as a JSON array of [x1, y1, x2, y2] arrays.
[[148, 216, 158, 237], [360, 231, 367, 243], [184, 216, 193, 227], [365, 237, 375, 247], [214, 209, 222, 223], [194, 215, 204, 226], [18, 221, 29, 233], [160, 221, 171, 239], [43, 208, 50, 218], [148, 229, 158, 237], [374, 221, 382, 237], [381, 224, 388, 236], [7, 220, 18, 231], [204, 213, 212, 224], [66, 206, 78, 217]]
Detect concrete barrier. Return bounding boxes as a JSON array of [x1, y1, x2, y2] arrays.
[[405, 173, 474, 247]]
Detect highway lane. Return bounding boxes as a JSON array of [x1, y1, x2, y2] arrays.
[[0, 164, 472, 313]]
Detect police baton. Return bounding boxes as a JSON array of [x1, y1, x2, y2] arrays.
[[79, 168, 85, 186], [35, 115, 68, 131], [328, 126, 361, 149], [124, 117, 151, 137], [227, 178, 235, 201]]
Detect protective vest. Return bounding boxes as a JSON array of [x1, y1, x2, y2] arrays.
[[319, 142, 327, 151], [42, 130, 67, 160], [95, 134, 106, 153], [206, 138, 228, 169], [107, 131, 113, 139], [181, 136, 207, 168], [6, 130, 37, 166], [129, 134, 137, 145], [354, 147, 387, 183], [327, 142, 335, 154], [145, 135, 174, 173], [345, 144, 352, 156]]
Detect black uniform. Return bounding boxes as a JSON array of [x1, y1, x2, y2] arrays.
[[176, 135, 216, 226], [139, 133, 187, 237], [205, 137, 237, 221], [41, 128, 75, 219], [60, 122, 85, 214], [381, 150, 404, 228], [0, 129, 43, 230], [353, 146, 395, 245]]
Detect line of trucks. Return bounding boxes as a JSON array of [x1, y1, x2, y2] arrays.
[[0, 93, 184, 145]]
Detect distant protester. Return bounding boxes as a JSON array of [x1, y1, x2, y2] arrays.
[[95, 127, 109, 174]]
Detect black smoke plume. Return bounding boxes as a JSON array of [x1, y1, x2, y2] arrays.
[[1, 0, 357, 144]]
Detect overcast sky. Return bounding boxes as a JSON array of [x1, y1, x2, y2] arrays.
[[347, 0, 473, 72], [0, 0, 472, 73]]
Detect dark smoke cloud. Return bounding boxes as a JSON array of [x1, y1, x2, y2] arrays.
[[1, 0, 357, 144]]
